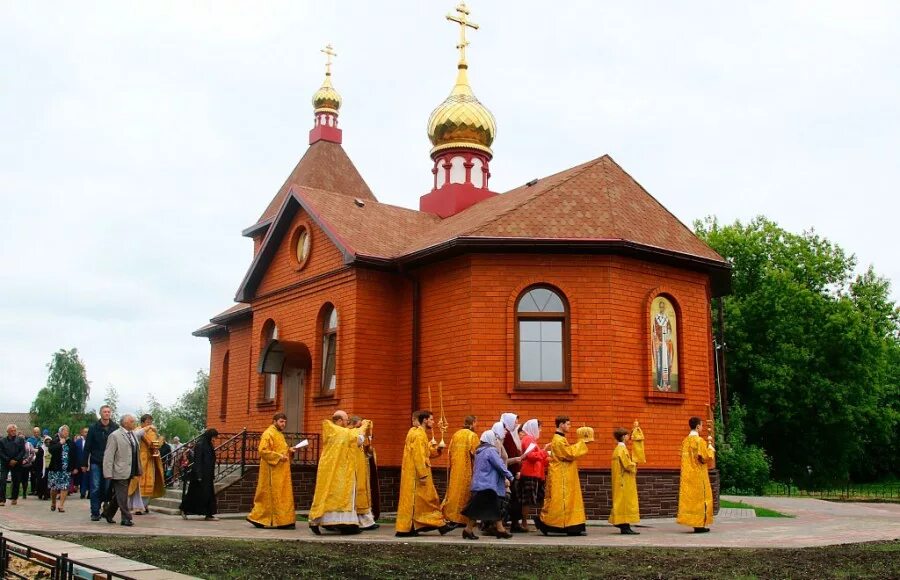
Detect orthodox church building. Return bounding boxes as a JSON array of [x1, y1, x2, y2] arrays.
[[195, 4, 730, 517]]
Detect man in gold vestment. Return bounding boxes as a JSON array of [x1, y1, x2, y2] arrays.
[[247, 413, 297, 529], [535, 416, 592, 536], [127, 414, 164, 515], [609, 427, 640, 534], [441, 415, 479, 527], [676, 416, 715, 533], [308, 411, 374, 535], [395, 410, 453, 537]]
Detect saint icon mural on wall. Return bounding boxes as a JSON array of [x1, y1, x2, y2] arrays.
[[650, 297, 679, 391]]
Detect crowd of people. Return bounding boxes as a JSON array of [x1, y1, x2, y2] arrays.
[[5, 406, 716, 538], [243, 409, 716, 538], [0, 405, 208, 528]]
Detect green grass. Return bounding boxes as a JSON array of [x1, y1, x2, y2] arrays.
[[720, 499, 792, 517], [45, 535, 900, 580]]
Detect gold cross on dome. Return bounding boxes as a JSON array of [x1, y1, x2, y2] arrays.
[[321, 44, 337, 75], [446, 2, 479, 65]]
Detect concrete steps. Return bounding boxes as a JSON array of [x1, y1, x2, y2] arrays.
[[148, 470, 244, 516]]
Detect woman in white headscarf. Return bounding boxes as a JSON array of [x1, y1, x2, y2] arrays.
[[518, 419, 549, 531], [460, 430, 514, 540]]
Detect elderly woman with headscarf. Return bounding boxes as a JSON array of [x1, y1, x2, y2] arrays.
[[460, 430, 514, 540], [180, 428, 219, 520], [47, 425, 78, 512], [518, 419, 549, 531]]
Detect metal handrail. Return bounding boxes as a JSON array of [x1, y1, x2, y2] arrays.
[[170, 429, 320, 491]]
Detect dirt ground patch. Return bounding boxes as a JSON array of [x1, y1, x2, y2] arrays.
[[44, 535, 899, 579]]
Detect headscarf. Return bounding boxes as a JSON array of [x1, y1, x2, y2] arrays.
[[491, 421, 505, 442], [480, 430, 497, 446], [522, 419, 540, 440], [203, 428, 220, 441], [500, 412, 521, 452]]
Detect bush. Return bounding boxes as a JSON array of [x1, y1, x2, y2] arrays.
[[717, 398, 771, 494]]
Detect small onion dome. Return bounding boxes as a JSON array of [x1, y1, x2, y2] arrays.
[[312, 74, 342, 114], [427, 67, 496, 157]]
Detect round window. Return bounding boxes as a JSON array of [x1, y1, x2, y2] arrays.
[[294, 227, 311, 269]]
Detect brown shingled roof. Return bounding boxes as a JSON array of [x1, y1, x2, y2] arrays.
[[255, 140, 376, 226], [231, 153, 729, 303]]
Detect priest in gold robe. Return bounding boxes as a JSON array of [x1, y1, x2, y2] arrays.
[[395, 410, 453, 537], [535, 416, 592, 536], [676, 416, 715, 533], [441, 415, 479, 527], [609, 427, 640, 534], [349, 415, 379, 529], [247, 413, 297, 529], [308, 411, 374, 535], [127, 414, 165, 515]]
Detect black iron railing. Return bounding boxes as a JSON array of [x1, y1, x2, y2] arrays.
[[0, 532, 136, 580], [163, 429, 320, 489], [766, 481, 900, 500]]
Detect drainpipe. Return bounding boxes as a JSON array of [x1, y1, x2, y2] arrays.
[[717, 297, 729, 430]]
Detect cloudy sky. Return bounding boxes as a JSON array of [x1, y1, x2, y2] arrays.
[[2, 1, 898, 415]]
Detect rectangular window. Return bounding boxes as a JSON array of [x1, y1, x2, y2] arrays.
[[519, 320, 563, 382]]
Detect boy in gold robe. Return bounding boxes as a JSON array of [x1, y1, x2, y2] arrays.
[[441, 415, 479, 527], [247, 413, 297, 529], [309, 411, 373, 535], [676, 416, 715, 533], [395, 410, 453, 537], [535, 416, 592, 536], [609, 427, 639, 534]]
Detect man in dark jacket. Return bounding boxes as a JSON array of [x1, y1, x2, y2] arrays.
[[82, 405, 119, 521], [1, 423, 26, 506]]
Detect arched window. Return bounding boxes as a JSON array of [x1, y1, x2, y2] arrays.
[[321, 306, 338, 394], [516, 285, 569, 390], [219, 351, 230, 419], [263, 321, 279, 401], [449, 156, 466, 184]]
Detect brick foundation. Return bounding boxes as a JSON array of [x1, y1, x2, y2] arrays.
[[216, 465, 718, 519]]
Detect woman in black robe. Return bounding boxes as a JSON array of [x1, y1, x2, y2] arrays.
[[180, 429, 218, 520]]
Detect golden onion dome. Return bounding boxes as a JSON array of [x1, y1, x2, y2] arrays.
[[427, 66, 496, 157], [312, 73, 342, 114]]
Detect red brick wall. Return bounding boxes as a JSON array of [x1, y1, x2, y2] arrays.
[[206, 243, 716, 472], [411, 253, 715, 471]]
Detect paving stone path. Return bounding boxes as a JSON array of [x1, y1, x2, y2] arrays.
[[1, 494, 898, 550]]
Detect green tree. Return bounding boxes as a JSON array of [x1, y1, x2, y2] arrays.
[[103, 385, 120, 421], [716, 398, 771, 494], [172, 370, 208, 434], [30, 348, 93, 433], [696, 217, 900, 485]]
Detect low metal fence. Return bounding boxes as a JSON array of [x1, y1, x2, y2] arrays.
[[766, 481, 900, 500], [0, 532, 136, 580]]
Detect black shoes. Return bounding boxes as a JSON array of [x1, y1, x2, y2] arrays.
[[309, 525, 321, 535], [509, 524, 528, 534], [360, 523, 380, 531], [103, 514, 115, 524], [621, 527, 640, 535], [121, 520, 134, 527], [532, 515, 549, 536], [90, 515, 101, 522], [693, 527, 710, 533], [438, 524, 454, 536], [462, 530, 479, 540], [395, 530, 419, 537]]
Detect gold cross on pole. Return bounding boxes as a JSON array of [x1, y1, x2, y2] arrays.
[[446, 2, 479, 66], [321, 44, 337, 76]]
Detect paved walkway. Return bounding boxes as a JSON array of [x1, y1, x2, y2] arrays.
[[1, 494, 898, 549]]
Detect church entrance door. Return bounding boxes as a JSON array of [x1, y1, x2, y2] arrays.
[[284, 366, 306, 433]]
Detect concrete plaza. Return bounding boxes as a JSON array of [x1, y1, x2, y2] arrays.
[[2, 493, 898, 549]]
